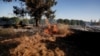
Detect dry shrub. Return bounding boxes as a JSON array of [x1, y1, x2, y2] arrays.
[[57, 24, 73, 36]]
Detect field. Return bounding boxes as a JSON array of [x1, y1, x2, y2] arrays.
[[0, 26, 100, 56]]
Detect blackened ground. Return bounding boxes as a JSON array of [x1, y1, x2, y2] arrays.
[[66, 29, 100, 56], [0, 29, 100, 56], [43, 29, 100, 56]]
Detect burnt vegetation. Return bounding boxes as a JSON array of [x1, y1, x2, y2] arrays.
[[0, 29, 100, 56], [0, 0, 100, 56]]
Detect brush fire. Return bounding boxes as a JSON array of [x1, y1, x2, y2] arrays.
[[43, 24, 58, 35], [43, 18, 72, 36], [0, 18, 73, 56]]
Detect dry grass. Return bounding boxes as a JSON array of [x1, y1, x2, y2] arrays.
[[56, 24, 73, 36], [8, 33, 66, 56], [1, 29, 99, 56], [57, 24, 70, 34], [0, 28, 16, 37], [0, 32, 68, 56], [0, 24, 73, 56]]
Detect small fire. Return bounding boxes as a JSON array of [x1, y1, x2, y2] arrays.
[[43, 18, 73, 36], [43, 24, 58, 35], [44, 28, 51, 34], [43, 18, 58, 35], [51, 24, 58, 34]]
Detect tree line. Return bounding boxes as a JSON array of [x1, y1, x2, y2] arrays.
[[0, 17, 29, 28], [0, 17, 85, 26], [57, 19, 85, 26]]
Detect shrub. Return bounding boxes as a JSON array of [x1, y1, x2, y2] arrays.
[[57, 24, 72, 35]]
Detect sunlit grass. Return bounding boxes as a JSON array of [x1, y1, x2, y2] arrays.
[[0, 28, 16, 37]]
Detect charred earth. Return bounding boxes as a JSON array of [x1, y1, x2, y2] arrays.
[[0, 28, 100, 56]]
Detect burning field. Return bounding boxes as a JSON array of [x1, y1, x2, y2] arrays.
[[0, 23, 100, 56], [0, 24, 73, 56]]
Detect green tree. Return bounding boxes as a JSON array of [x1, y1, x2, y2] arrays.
[[13, 6, 27, 17], [0, 17, 9, 21], [1, 17, 10, 25], [3, 0, 57, 27], [22, 19, 29, 25], [13, 0, 27, 18], [10, 17, 20, 25], [26, 0, 57, 26], [29, 18, 35, 24], [63, 19, 69, 24], [70, 20, 75, 25], [57, 19, 64, 23]]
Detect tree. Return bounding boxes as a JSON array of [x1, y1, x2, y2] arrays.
[[10, 17, 20, 25], [21, 19, 29, 25], [63, 19, 70, 24], [2, 0, 57, 27], [26, 0, 57, 26], [70, 20, 74, 25], [13, 6, 27, 17], [57, 19, 64, 23], [13, 0, 27, 18], [29, 18, 35, 24], [97, 19, 100, 25], [0, 17, 21, 27]]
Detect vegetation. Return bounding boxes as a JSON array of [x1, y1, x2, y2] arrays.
[[20, 19, 29, 27], [57, 18, 85, 26], [90, 19, 100, 25], [13, 5, 27, 17], [0, 17, 30, 28], [2, 0, 57, 27], [0, 17, 20, 27], [1, 0, 100, 56], [10, 17, 20, 25], [0, 27, 100, 56], [0, 28, 15, 37], [0, 24, 72, 56]]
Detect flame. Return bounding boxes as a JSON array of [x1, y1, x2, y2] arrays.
[[44, 24, 58, 35], [52, 24, 58, 33], [44, 28, 51, 34], [43, 18, 58, 35], [43, 18, 73, 37]]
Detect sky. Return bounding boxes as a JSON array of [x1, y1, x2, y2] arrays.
[[0, 0, 100, 21]]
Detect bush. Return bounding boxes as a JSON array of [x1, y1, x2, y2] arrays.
[[57, 24, 72, 35]]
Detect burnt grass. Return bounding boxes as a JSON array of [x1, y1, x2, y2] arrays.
[[43, 29, 100, 56], [64, 29, 100, 56], [0, 29, 100, 56]]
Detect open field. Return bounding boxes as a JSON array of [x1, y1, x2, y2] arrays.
[[0, 27, 100, 56], [69, 25, 100, 32]]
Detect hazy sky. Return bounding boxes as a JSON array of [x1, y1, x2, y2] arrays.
[[0, 0, 100, 21]]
